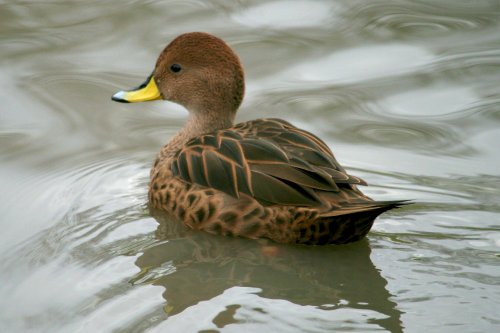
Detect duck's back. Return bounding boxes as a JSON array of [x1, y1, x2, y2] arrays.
[[171, 118, 368, 206]]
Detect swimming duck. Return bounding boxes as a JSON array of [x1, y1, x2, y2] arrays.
[[112, 32, 405, 245]]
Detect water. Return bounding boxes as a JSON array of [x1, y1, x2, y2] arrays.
[[1, 1, 499, 332]]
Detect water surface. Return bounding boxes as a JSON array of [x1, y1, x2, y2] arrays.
[[1, 1, 500, 332]]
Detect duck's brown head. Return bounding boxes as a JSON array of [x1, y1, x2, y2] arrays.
[[112, 32, 245, 122]]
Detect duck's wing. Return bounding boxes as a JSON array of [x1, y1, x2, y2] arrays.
[[171, 118, 366, 206]]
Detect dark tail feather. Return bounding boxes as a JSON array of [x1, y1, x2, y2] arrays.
[[305, 200, 411, 245]]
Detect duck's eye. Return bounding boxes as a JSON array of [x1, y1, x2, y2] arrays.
[[170, 64, 182, 73]]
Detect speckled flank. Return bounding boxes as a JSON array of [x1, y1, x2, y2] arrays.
[[148, 144, 399, 245]]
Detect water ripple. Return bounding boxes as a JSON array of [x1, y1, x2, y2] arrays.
[[343, 1, 499, 37], [232, 1, 337, 29], [279, 43, 434, 84], [349, 121, 475, 156]]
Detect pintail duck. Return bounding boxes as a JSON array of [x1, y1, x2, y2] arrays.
[[112, 32, 406, 245]]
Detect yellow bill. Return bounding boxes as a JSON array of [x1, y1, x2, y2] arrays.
[[112, 74, 162, 103]]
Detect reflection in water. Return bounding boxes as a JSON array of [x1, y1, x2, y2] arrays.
[[135, 209, 404, 332]]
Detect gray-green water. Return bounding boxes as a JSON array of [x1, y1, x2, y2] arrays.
[[1, 1, 500, 332]]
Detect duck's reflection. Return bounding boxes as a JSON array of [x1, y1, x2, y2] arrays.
[[135, 208, 403, 332]]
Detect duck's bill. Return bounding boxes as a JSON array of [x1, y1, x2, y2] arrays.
[[112, 74, 162, 103]]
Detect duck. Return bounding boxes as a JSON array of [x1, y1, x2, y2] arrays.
[[112, 32, 406, 245]]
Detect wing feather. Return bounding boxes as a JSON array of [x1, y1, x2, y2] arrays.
[[187, 151, 208, 187], [219, 137, 245, 167], [251, 163, 336, 191], [202, 150, 238, 197], [172, 119, 367, 206], [240, 139, 289, 163], [250, 171, 318, 206]]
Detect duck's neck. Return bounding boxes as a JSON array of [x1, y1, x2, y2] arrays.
[[161, 111, 235, 158]]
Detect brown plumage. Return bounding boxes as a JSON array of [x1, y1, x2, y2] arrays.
[[112, 32, 407, 245]]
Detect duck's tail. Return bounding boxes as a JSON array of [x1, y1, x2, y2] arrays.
[[304, 200, 410, 245]]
